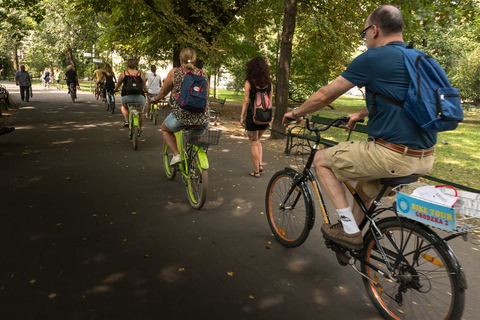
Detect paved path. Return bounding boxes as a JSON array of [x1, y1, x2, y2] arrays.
[[1, 81, 479, 319]]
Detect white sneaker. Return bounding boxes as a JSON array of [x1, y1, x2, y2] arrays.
[[170, 154, 182, 166]]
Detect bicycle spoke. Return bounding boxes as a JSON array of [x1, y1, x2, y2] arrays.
[[362, 219, 465, 319]]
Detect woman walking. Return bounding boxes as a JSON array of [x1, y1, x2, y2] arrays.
[[240, 57, 273, 178]]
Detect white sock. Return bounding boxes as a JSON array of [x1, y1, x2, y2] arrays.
[[337, 207, 360, 234]]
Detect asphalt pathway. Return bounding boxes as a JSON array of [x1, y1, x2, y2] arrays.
[[1, 81, 479, 320]]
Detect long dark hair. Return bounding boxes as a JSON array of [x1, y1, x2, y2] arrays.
[[245, 57, 271, 88]]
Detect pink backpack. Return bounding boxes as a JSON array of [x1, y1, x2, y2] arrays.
[[251, 85, 272, 125]]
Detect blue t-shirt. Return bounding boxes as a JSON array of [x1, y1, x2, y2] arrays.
[[341, 42, 437, 149]]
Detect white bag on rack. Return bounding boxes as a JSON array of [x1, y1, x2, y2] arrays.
[[411, 185, 458, 207]]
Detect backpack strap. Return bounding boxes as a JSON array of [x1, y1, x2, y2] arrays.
[[370, 91, 404, 115]]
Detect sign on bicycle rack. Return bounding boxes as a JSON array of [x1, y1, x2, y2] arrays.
[[395, 183, 480, 233]]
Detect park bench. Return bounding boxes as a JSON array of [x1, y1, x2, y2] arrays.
[[0, 85, 11, 117], [285, 114, 368, 155], [208, 97, 226, 125], [463, 103, 480, 112]]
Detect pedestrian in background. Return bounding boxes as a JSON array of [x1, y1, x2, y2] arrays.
[[15, 65, 31, 102], [54, 67, 61, 90], [240, 57, 273, 178]]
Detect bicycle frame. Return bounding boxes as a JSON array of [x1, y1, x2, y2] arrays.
[[128, 107, 140, 129], [174, 130, 209, 175], [292, 117, 466, 282]]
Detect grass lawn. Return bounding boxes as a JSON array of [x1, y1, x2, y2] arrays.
[[213, 88, 479, 191], [215, 90, 478, 189]]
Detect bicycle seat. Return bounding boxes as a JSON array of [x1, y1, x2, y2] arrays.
[[380, 174, 420, 187]]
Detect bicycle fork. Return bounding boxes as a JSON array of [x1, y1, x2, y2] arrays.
[[180, 145, 209, 184]]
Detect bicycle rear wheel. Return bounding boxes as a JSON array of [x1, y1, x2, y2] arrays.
[[95, 88, 99, 100], [163, 141, 177, 180], [265, 170, 314, 248], [186, 147, 208, 209], [110, 94, 115, 114], [361, 218, 465, 320], [133, 125, 139, 150], [71, 87, 76, 102]]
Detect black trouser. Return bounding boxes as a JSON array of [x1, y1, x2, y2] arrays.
[[20, 86, 30, 101]]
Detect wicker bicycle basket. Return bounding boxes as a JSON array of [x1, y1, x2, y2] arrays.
[[186, 129, 221, 151], [394, 183, 480, 234], [127, 103, 145, 114]]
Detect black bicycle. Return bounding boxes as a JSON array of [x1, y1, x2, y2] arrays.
[[105, 88, 115, 113], [266, 116, 472, 320], [69, 83, 77, 103]]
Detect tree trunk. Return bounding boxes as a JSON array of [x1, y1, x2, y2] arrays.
[[271, 0, 297, 139], [12, 44, 19, 72], [66, 45, 76, 70]]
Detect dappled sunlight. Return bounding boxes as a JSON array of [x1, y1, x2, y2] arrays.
[[312, 288, 328, 304], [157, 265, 184, 283], [163, 200, 195, 212], [286, 257, 311, 272], [230, 197, 253, 217], [83, 253, 108, 265], [49, 140, 74, 145], [258, 295, 284, 310], [102, 272, 127, 284], [85, 285, 112, 295], [14, 125, 37, 130]]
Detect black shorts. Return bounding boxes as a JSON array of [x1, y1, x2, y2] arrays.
[[245, 116, 268, 131]]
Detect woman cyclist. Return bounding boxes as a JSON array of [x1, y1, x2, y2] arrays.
[[100, 64, 117, 110], [151, 47, 210, 166], [113, 59, 148, 134]]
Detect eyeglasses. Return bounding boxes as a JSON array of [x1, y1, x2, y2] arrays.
[[360, 25, 373, 40]]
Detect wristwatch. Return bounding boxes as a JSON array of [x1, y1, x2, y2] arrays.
[[292, 107, 301, 119]]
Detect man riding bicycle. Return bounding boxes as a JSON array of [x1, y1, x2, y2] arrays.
[[65, 65, 78, 93], [92, 65, 104, 98], [282, 5, 436, 250]]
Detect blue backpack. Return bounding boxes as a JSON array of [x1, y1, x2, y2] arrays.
[[372, 44, 463, 133], [175, 67, 208, 113]]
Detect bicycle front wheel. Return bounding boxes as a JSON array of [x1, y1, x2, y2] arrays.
[[163, 141, 177, 180], [265, 170, 314, 248], [186, 148, 208, 209], [361, 218, 465, 320]]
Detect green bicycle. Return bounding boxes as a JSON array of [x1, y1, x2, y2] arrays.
[[147, 94, 159, 125], [164, 126, 221, 209], [127, 103, 143, 150]]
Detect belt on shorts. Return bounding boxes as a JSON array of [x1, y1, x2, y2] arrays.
[[375, 138, 435, 157]]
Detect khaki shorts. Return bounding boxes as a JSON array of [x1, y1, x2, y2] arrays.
[[325, 138, 434, 198]]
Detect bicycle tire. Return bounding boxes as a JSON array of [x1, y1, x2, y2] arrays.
[[186, 148, 208, 209], [133, 126, 139, 150], [95, 89, 99, 100], [110, 94, 115, 114], [265, 169, 314, 248], [361, 217, 465, 320], [105, 99, 108, 111], [163, 142, 177, 180], [71, 87, 76, 102], [153, 107, 158, 125]]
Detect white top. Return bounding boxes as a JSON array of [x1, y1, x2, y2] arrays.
[[145, 72, 162, 94]]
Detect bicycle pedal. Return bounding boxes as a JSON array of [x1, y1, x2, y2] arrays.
[[324, 237, 347, 253]]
